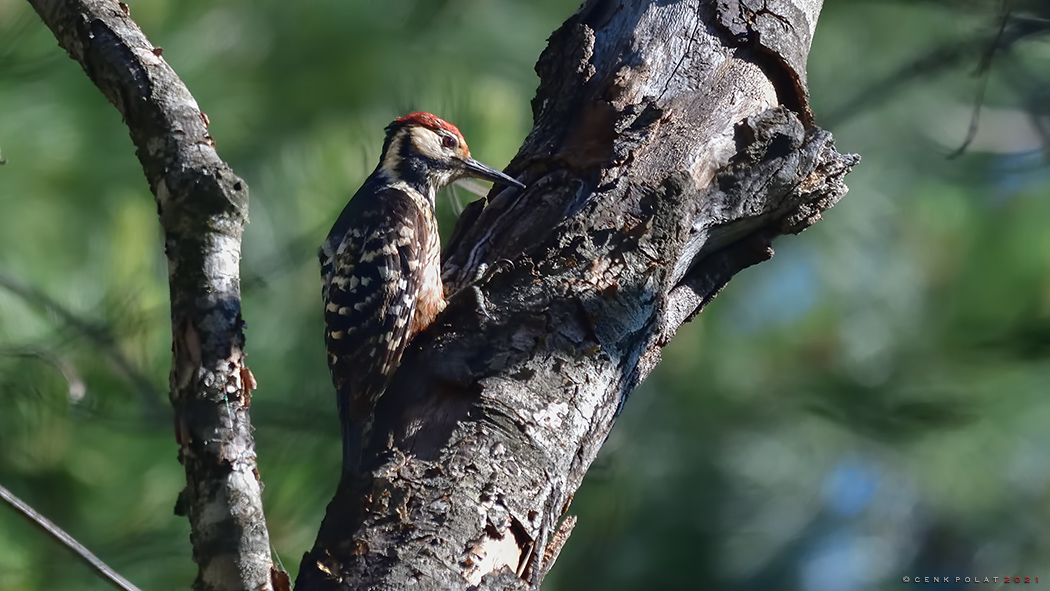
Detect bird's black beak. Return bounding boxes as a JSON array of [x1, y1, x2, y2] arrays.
[[461, 157, 526, 189]]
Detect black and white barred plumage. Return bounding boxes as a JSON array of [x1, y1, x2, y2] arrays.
[[319, 112, 524, 476]]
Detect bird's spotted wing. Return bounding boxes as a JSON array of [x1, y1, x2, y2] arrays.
[[320, 188, 429, 423]]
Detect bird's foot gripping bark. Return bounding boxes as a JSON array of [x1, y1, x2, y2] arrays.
[[447, 258, 516, 319]]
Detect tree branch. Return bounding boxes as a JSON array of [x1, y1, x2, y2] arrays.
[[0, 483, 142, 591], [297, 0, 856, 590], [26, 1, 274, 590]]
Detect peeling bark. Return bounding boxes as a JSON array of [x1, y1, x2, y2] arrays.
[[297, 1, 855, 590], [27, 1, 274, 590]]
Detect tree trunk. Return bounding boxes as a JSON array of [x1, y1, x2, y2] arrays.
[[27, 1, 275, 590], [296, 1, 857, 590]]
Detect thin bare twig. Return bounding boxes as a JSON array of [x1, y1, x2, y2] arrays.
[[0, 483, 142, 591], [824, 13, 1050, 128], [948, 4, 1012, 159]]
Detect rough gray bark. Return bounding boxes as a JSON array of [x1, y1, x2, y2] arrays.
[[297, 1, 855, 590], [27, 2, 275, 591]]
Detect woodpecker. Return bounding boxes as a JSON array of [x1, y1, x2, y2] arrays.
[[320, 112, 524, 476]]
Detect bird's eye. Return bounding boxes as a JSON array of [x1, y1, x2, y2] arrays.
[[442, 135, 457, 149]]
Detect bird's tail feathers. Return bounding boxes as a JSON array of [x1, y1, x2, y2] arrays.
[[342, 419, 364, 480]]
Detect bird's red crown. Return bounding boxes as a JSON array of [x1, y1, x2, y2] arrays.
[[395, 112, 465, 143]]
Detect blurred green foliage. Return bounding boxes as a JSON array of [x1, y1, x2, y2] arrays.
[[1, 0, 1048, 589]]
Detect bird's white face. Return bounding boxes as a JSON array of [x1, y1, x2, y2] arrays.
[[407, 125, 471, 163], [375, 113, 523, 200], [379, 125, 471, 190]]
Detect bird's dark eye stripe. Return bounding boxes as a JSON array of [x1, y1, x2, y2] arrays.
[[442, 135, 457, 148]]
